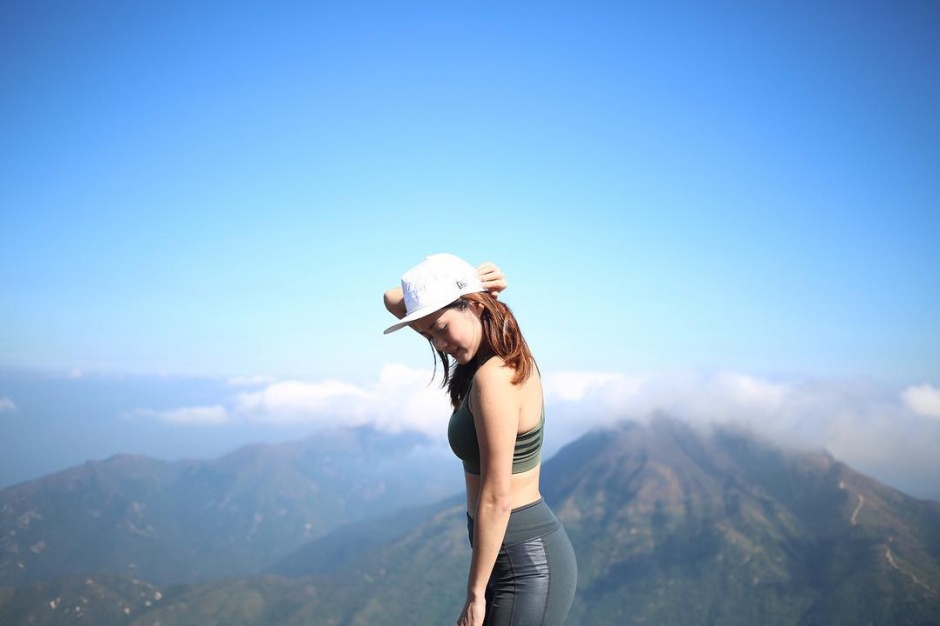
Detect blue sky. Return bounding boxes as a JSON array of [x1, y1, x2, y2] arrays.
[[1, 2, 938, 494]]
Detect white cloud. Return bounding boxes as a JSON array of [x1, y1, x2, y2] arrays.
[[0, 396, 16, 413], [160, 405, 230, 425], [127, 365, 940, 498], [227, 375, 277, 388], [235, 379, 373, 426], [539, 369, 940, 497], [541, 369, 791, 443], [130, 365, 457, 437], [219, 366, 461, 435], [901, 384, 940, 419], [543, 371, 640, 403], [369, 364, 453, 435], [715, 371, 787, 411], [125, 405, 230, 425], [231, 367, 454, 436]]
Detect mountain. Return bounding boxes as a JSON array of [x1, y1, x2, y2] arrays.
[[292, 417, 940, 625], [544, 418, 940, 625], [269, 493, 465, 578], [0, 426, 460, 587], [3, 417, 939, 625]]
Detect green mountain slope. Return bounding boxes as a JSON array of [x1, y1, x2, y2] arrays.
[[3, 417, 939, 625], [0, 427, 459, 586], [542, 418, 940, 625], [302, 417, 940, 625]]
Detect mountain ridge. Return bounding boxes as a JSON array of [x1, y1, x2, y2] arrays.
[[0, 426, 460, 587], [2, 417, 939, 625], [126, 417, 940, 625]]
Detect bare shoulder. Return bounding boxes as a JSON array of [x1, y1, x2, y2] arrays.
[[470, 357, 517, 403], [473, 357, 515, 387]]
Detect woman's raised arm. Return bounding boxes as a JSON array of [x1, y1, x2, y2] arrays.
[[383, 287, 407, 319]]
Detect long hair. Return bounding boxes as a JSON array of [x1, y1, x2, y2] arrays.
[[429, 292, 535, 410]]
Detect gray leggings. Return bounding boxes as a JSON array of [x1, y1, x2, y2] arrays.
[[467, 499, 577, 625]]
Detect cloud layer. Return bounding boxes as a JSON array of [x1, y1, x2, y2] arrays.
[[901, 383, 940, 419], [543, 371, 940, 493], [129, 366, 940, 498], [0, 397, 16, 413]]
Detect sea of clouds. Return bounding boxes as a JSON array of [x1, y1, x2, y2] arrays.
[[115, 365, 940, 499]]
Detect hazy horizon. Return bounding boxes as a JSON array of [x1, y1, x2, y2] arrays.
[[2, 365, 939, 503]]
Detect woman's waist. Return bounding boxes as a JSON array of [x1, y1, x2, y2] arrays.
[[464, 468, 541, 512], [466, 498, 562, 546]]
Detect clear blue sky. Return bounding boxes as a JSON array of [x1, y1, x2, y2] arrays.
[[1, 1, 938, 491]]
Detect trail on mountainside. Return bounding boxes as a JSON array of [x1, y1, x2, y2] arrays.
[[885, 548, 933, 592], [851, 494, 864, 525]]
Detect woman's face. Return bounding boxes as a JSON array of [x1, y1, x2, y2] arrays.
[[411, 303, 484, 364]]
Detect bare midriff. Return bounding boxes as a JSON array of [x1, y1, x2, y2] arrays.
[[464, 465, 542, 519]]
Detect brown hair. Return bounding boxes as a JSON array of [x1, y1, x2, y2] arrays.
[[429, 292, 535, 410]]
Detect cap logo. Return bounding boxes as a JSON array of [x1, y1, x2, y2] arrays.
[[456, 280, 467, 289]]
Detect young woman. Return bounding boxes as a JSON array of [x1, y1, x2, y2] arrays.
[[383, 253, 577, 626]]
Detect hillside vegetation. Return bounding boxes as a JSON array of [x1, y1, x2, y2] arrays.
[[2, 418, 939, 625]]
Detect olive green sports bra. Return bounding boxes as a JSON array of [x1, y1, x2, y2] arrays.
[[447, 384, 544, 476]]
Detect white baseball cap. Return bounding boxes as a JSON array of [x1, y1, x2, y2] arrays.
[[384, 253, 486, 334]]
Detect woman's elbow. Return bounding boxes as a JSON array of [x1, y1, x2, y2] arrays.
[[383, 288, 405, 317], [479, 486, 513, 514]]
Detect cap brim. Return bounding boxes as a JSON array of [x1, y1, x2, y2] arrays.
[[383, 304, 442, 334], [382, 286, 486, 334]]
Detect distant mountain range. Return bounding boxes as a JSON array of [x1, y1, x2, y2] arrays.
[[0, 426, 459, 586], [2, 418, 939, 625]]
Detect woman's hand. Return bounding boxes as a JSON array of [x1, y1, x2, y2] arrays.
[[476, 262, 507, 297], [383, 287, 406, 319], [457, 595, 486, 626]]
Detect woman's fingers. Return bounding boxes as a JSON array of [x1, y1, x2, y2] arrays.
[[476, 262, 507, 295]]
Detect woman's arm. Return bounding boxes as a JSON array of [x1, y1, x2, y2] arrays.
[[383, 287, 407, 319], [458, 360, 519, 626]]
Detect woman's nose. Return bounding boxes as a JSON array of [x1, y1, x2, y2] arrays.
[[432, 336, 448, 351]]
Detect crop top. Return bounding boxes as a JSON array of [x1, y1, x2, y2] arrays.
[[447, 386, 544, 476]]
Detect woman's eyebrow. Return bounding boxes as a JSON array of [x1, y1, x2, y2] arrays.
[[413, 320, 433, 337]]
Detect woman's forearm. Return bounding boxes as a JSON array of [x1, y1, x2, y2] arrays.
[[467, 490, 513, 598]]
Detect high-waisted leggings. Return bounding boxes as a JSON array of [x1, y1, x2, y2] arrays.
[[467, 498, 577, 625]]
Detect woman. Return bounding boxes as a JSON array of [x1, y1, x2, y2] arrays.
[[383, 253, 577, 626]]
